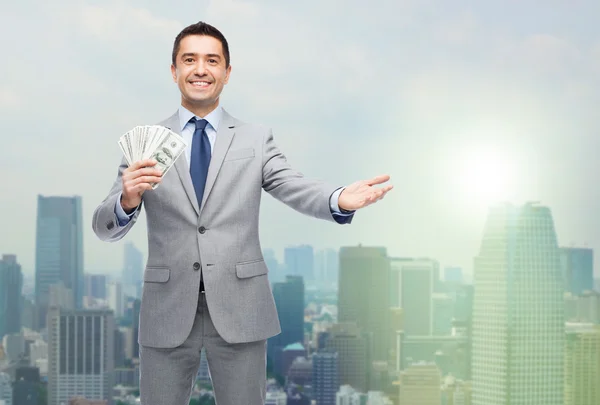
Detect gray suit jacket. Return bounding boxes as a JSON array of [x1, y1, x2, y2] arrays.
[[92, 108, 353, 348]]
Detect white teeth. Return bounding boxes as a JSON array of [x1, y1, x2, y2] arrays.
[[192, 81, 210, 86]]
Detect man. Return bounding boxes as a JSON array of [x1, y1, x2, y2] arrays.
[[92, 21, 392, 405]]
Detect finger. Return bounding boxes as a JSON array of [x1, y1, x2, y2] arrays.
[[135, 167, 163, 177], [131, 158, 158, 170], [131, 176, 162, 186], [365, 174, 390, 186], [378, 185, 393, 196], [131, 182, 154, 194], [129, 184, 153, 195], [124, 167, 162, 180]]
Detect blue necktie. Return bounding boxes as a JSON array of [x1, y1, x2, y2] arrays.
[[189, 117, 211, 207]]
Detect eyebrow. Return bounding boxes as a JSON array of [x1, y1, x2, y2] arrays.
[[181, 53, 222, 60]]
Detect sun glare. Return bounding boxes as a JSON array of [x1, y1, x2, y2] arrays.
[[457, 145, 515, 206]]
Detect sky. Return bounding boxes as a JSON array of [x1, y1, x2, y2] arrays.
[[2, 0, 600, 278]]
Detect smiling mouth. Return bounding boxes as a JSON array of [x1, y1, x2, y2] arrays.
[[190, 81, 211, 88]]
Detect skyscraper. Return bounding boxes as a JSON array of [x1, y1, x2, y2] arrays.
[[262, 248, 282, 283], [444, 266, 463, 283], [47, 308, 115, 405], [35, 195, 84, 327], [564, 322, 600, 405], [123, 242, 144, 298], [85, 274, 107, 300], [312, 349, 339, 405], [560, 247, 594, 295], [0, 254, 23, 339], [325, 322, 369, 393], [338, 245, 390, 361], [315, 248, 339, 285], [471, 202, 564, 405], [268, 275, 305, 363], [284, 245, 314, 282], [398, 362, 442, 405], [390, 257, 438, 336]]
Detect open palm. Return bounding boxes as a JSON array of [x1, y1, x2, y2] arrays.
[[338, 174, 393, 211]]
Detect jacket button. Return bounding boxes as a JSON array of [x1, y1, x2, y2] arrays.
[[198, 226, 206, 234], [193, 262, 200, 270]]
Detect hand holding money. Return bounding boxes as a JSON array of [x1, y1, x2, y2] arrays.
[[121, 159, 163, 212], [118, 125, 187, 213]]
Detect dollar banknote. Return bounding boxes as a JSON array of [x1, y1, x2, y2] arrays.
[[147, 131, 186, 189], [118, 125, 187, 189]]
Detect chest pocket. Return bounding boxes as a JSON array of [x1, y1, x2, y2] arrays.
[[224, 148, 255, 161]]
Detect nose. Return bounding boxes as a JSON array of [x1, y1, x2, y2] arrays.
[[194, 61, 208, 76]]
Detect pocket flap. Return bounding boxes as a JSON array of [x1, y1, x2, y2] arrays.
[[225, 148, 255, 161], [144, 267, 170, 283], [236, 260, 268, 278]]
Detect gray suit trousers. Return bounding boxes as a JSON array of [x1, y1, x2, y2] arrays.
[[139, 291, 267, 405]]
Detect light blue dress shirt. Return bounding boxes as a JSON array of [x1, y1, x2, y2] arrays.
[[114, 105, 352, 226]]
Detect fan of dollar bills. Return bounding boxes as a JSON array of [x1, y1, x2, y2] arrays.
[[118, 125, 187, 189]]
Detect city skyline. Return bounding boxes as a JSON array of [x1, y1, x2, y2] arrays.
[[2, 0, 600, 278], [1, 200, 598, 404]]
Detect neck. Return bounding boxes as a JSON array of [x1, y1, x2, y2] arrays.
[[181, 98, 220, 118]]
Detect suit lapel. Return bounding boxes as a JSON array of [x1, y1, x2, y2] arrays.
[[162, 111, 201, 216], [200, 109, 236, 212], [162, 108, 237, 217]]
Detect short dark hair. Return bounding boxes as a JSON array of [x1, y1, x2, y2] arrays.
[[171, 21, 230, 68]]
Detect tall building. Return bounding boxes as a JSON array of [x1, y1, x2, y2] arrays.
[[444, 267, 463, 283], [471, 202, 564, 405], [315, 248, 338, 285], [564, 290, 600, 323], [388, 308, 403, 367], [325, 322, 369, 392], [35, 195, 84, 327], [398, 362, 441, 405], [338, 245, 390, 361], [0, 254, 23, 339], [268, 275, 305, 364], [312, 349, 339, 405], [284, 245, 314, 282], [132, 298, 141, 358], [564, 322, 600, 405], [123, 242, 143, 297], [12, 366, 41, 405], [47, 308, 115, 405], [0, 372, 12, 405], [107, 282, 123, 318], [432, 293, 454, 336], [560, 247, 594, 295], [263, 248, 283, 283], [85, 274, 107, 300], [390, 258, 438, 336]]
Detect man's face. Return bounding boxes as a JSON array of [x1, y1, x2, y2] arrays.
[[171, 35, 231, 113]]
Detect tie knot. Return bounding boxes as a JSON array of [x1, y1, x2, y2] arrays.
[[191, 117, 208, 131]]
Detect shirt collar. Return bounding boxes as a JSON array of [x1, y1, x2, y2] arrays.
[[178, 105, 223, 133]]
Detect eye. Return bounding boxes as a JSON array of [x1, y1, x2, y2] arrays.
[[184, 58, 194, 63], [208, 59, 217, 64]]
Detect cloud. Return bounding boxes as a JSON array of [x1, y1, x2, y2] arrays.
[[0, 88, 22, 110], [2, 0, 600, 277], [77, 2, 183, 43]]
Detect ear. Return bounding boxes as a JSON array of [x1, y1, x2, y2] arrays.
[[170, 64, 177, 83], [224, 64, 232, 85]]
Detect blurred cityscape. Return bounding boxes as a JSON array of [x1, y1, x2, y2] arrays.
[[0, 195, 597, 405]]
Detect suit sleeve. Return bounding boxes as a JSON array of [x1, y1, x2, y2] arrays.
[[92, 155, 144, 241], [261, 128, 353, 224]]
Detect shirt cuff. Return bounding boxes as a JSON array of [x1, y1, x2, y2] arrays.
[[114, 192, 138, 226], [330, 187, 355, 215]]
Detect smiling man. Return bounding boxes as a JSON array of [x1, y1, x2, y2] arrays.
[[92, 21, 392, 405]]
